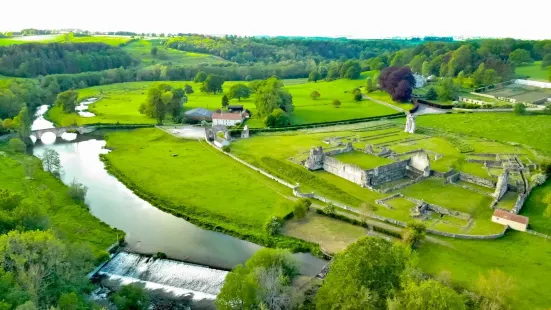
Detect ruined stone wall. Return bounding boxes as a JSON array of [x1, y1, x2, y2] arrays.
[[367, 160, 409, 185], [459, 172, 496, 188], [493, 170, 509, 200], [323, 156, 366, 186]]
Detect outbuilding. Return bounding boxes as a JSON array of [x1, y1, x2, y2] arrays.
[[212, 112, 245, 126], [184, 108, 213, 122], [491, 209, 529, 231], [228, 105, 244, 113]]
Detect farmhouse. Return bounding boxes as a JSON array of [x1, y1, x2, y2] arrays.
[[184, 108, 213, 122], [212, 112, 247, 126], [491, 209, 529, 231]]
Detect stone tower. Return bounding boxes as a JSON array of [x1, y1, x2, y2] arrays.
[[304, 146, 325, 170]]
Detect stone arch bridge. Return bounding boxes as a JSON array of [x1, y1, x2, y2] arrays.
[[31, 126, 97, 140]]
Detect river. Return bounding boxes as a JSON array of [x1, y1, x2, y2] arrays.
[[31, 105, 326, 275]]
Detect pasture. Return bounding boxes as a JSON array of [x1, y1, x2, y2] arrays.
[[68, 35, 133, 46], [46, 76, 399, 127], [102, 128, 297, 239], [516, 61, 550, 81], [122, 39, 230, 65]]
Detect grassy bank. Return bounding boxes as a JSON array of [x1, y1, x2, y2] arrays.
[[0, 142, 120, 258], [123, 39, 230, 65], [516, 61, 550, 81], [101, 128, 323, 256]]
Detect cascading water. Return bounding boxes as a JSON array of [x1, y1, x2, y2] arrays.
[[98, 252, 228, 300]]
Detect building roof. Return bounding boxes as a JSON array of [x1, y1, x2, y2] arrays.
[[228, 105, 244, 109], [493, 209, 529, 225], [184, 108, 213, 118], [212, 112, 244, 121]]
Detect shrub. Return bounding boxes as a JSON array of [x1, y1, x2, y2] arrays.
[[425, 87, 438, 100], [110, 285, 150, 310], [310, 90, 321, 100], [264, 216, 283, 236], [293, 198, 311, 220], [222, 145, 231, 153], [68, 178, 88, 202], [514, 103, 526, 115], [353, 88, 363, 102], [323, 203, 336, 215], [531, 173, 547, 186], [8, 138, 26, 153], [332, 99, 341, 108]]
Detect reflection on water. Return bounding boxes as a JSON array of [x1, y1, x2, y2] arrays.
[[32, 140, 327, 274], [31, 105, 54, 131]]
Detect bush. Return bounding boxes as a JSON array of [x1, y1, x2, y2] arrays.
[[222, 145, 231, 153], [425, 87, 438, 100], [110, 285, 150, 310], [293, 198, 311, 220], [353, 88, 363, 102], [332, 99, 341, 108], [8, 138, 26, 153], [514, 103, 526, 115], [264, 216, 283, 236], [68, 178, 88, 202], [310, 90, 321, 100], [323, 203, 336, 215]]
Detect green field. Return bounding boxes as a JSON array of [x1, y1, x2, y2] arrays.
[[332, 151, 393, 169], [102, 128, 309, 246], [516, 61, 550, 81], [0, 142, 119, 257], [68, 35, 132, 46], [46, 77, 399, 127], [418, 231, 551, 309], [417, 113, 551, 154], [123, 39, 229, 65]]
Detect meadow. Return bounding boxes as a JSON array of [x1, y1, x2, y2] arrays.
[[46, 76, 399, 127], [122, 39, 230, 65], [101, 128, 319, 252], [68, 35, 133, 46], [416, 113, 551, 154], [515, 61, 550, 81], [0, 142, 119, 257]]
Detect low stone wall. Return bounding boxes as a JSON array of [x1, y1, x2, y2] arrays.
[[459, 172, 495, 188], [323, 157, 366, 186], [366, 160, 409, 186]]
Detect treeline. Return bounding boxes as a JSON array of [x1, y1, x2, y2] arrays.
[[0, 43, 135, 77], [165, 35, 411, 63], [0, 79, 55, 120]]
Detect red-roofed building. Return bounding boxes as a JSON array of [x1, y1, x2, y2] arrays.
[[212, 112, 247, 126], [491, 209, 529, 231]]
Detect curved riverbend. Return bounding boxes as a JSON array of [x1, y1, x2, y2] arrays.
[[31, 109, 326, 274]]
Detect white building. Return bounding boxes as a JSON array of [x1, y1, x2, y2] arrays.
[[413, 74, 426, 88], [491, 209, 529, 231], [212, 112, 246, 126]]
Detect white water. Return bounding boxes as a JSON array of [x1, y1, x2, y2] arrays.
[[99, 252, 227, 300], [76, 97, 97, 117]]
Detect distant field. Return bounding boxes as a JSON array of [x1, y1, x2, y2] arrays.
[[516, 61, 550, 81], [0, 34, 60, 46], [0, 35, 132, 47], [417, 113, 551, 154], [69, 35, 132, 46], [47, 75, 399, 126], [123, 39, 229, 65]]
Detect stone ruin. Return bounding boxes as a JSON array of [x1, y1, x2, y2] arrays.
[[493, 169, 509, 200], [404, 113, 416, 134], [241, 125, 249, 139], [304, 144, 430, 189], [205, 125, 231, 147]]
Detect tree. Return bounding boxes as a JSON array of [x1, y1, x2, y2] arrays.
[[421, 61, 432, 77], [425, 87, 438, 100], [310, 90, 320, 100], [110, 285, 150, 310], [228, 83, 252, 101], [255, 77, 293, 117], [379, 66, 415, 102], [184, 84, 194, 94], [139, 84, 184, 124], [264, 109, 289, 127], [308, 71, 321, 82], [409, 55, 426, 74], [67, 178, 88, 202], [8, 138, 26, 153], [509, 49, 533, 65], [390, 279, 467, 310], [193, 71, 208, 83], [437, 78, 458, 101], [150, 47, 158, 56], [542, 54, 551, 68], [217, 249, 298, 310], [263, 216, 282, 236], [514, 103, 526, 115], [456, 70, 465, 87], [15, 107, 31, 144], [293, 199, 311, 220], [41, 149, 60, 176], [201, 74, 224, 94], [332, 99, 341, 108], [353, 89, 363, 102], [365, 77, 376, 93], [402, 221, 426, 249], [476, 269, 515, 310], [221, 95, 229, 108], [56, 90, 78, 113], [341, 60, 361, 79], [316, 237, 409, 309]]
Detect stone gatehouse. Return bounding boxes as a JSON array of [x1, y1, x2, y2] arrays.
[[304, 143, 430, 188]]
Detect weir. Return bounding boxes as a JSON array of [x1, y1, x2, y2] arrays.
[[96, 252, 229, 300]]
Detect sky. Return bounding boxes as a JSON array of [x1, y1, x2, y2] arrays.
[[1, 0, 550, 39]]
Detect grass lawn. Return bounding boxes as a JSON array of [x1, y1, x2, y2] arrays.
[[366, 90, 415, 110], [418, 231, 551, 309], [516, 61, 550, 82], [0, 143, 119, 258], [122, 40, 229, 65], [520, 180, 551, 235], [46, 77, 399, 127], [332, 151, 393, 169], [282, 210, 368, 254], [68, 36, 132, 46], [417, 113, 551, 154], [102, 128, 296, 237]]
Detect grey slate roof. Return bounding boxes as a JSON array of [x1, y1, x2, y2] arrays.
[[184, 108, 213, 119]]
